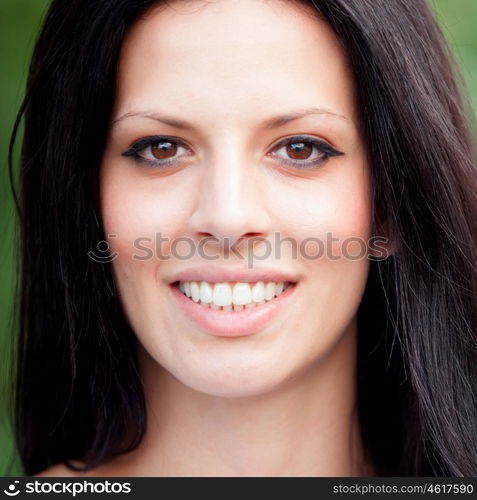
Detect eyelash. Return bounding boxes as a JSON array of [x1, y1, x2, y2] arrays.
[[121, 135, 344, 170]]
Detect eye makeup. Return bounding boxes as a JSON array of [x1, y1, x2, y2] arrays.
[[121, 134, 344, 170], [122, 135, 192, 168], [269, 135, 344, 169]]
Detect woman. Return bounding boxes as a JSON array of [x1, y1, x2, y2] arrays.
[[9, 0, 477, 476]]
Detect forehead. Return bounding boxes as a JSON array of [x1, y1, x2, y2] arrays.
[[115, 0, 357, 128]]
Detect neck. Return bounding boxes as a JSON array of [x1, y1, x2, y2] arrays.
[[106, 319, 374, 476]]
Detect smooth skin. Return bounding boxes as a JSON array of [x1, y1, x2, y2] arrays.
[[39, 0, 390, 477]]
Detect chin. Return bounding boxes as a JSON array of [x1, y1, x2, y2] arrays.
[[181, 377, 286, 399], [172, 358, 297, 399]]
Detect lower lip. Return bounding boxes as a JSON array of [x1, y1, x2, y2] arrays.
[[169, 282, 297, 337]]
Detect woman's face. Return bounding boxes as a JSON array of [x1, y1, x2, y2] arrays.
[[101, 0, 375, 397]]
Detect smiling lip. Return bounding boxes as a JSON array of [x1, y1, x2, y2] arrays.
[[167, 265, 298, 285], [170, 281, 297, 337]]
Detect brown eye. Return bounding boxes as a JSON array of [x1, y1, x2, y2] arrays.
[[286, 141, 315, 160], [151, 141, 178, 160], [123, 136, 192, 167], [269, 136, 343, 169]]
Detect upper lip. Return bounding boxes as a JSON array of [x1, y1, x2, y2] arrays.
[[168, 265, 299, 284]]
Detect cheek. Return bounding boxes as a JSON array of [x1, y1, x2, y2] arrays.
[[98, 166, 181, 323], [99, 166, 192, 264], [266, 161, 372, 334], [267, 162, 372, 252]]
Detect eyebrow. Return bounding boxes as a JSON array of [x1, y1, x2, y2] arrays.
[[112, 106, 349, 130]]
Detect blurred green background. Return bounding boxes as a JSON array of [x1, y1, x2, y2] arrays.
[[0, 0, 476, 477]]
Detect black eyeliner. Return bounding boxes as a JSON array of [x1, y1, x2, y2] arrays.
[[121, 134, 344, 169], [121, 135, 181, 158], [278, 135, 344, 157]]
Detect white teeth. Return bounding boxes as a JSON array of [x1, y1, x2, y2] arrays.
[[190, 281, 200, 302], [264, 282, 275, 300], [199, 281, 213, 303], [213, 283, 233, 306], [232, 283, 252, 305], [177, 280, 292, 310], [251, 282, 265, 303]]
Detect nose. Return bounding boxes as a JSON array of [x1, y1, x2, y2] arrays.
[[187, 145, 272, 251]]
